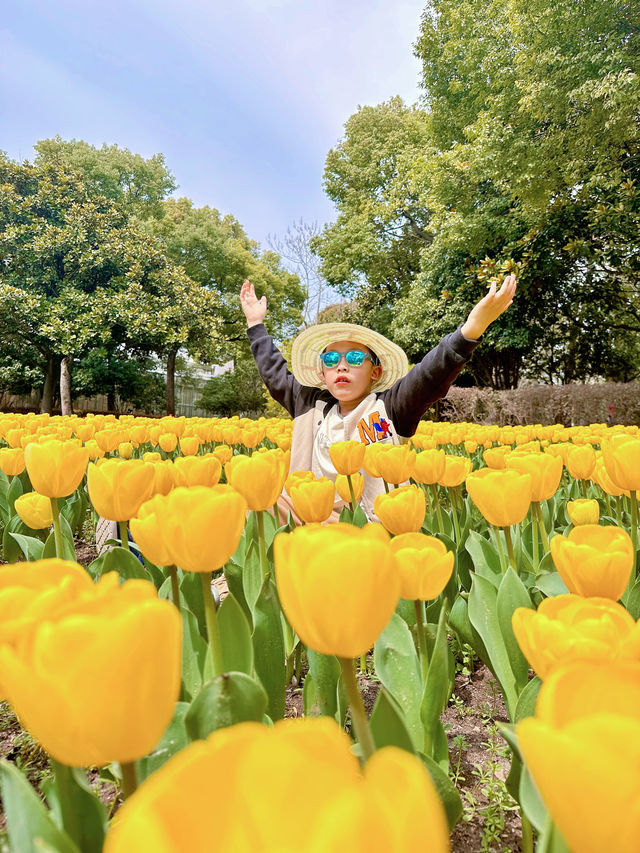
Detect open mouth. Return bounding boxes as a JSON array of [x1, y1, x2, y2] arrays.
[[335, 378, 350, 386]]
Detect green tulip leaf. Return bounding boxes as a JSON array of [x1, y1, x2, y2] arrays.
[[468, 575, 518, 720], [60, 490, 85, 536], [0, 759, 81, 853], [3, 515, 41, 562], [6, 476, 23, 516], [449, 594, 492, 675], [185, 672, 268, 740], [519, 763, 549, 833], [497, 568, 533, 695], [8, 533, 45, 562], [43, 761, 106, 853], [42, 513, 77, 561], [179, 570, 207, 639], [338, 505, 353, 524], [395, 596, 416, 626], [306, 649, 341, 720], [515, 676, 541, 722], [302, 671, 320, 716], [224, 560, 253, 629], [101, 546, 150, 581], [374, 612, 423, 752], [180, 608, 208, 701], [136, 702, 190, 781], [218, 592, 254, 675], [623, 576, 640, 619], [465, 530, 503, 587], [252, 575, 286, 721], [420, 602, 450, 758], [419, 752, 463, 831], [370, 688, 415, 754], [535, 572, 569, 599], [243, 540, 263, 616]]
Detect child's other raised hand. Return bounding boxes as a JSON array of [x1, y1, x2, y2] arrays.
[[240, 280, 267, 328], [461, 274, 516, 340]]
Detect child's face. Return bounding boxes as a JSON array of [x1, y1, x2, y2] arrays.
[[318, 340, 382, 409]]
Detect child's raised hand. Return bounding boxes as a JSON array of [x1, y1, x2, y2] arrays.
[[461, 274, 516, 340], [240, 280, 267, 328]]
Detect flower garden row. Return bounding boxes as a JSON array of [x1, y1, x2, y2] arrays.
[[0, 411, 638, 853]]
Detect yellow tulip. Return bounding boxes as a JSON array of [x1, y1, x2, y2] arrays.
[[374, 444, 416, 485], [284, 470, 316, 496], [151, 460, 176, 496], [87, 459, 156, 522], [14, 492, 53, 529], [130, 494, 175, 567], [85, 440, 104, 461], [362, 443, 382, 477], [211, 444, 233, 465], [173, 455, 222, 488], [466, 468, 532, 527], [118, 442, 133, 460], [0, 448, 26, 476], [505, 452, 563, 502], [482, 446, 511, 469], [512, 594, 639, 679], [336, 473, 364, 503], [374, 485, 426, 535], [328, 441, 366, 476], [602, 434, 640, 492], [517, 661, 640, 853], [289, 478, 336, 523], [160, 486, 247, 572], [566, 444, 596, 480], [103, 718, 449, 853], [94, 429, 123, 453], [274, 523, 400, 658], [0, 573, 181, 767], [143, 451, 162, 463], [24, 440, 89, 499], [550, 524, 633, 600], [593, 458, 627, 498], [158, 433, 178, 453], [225, 451, 286, 511], [437, 455, 472, 487], [566, 498, 600, 526], [179, 436, 200, 456], [412, 449, 446, 485], [389, 533, 454, 600]]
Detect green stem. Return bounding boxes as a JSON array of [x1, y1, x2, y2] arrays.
[[449, 487, 461, 543], [422, 483, 433, 514], [272, 500, 280, 523], [168, 564, 180, 609], [338, 657, 375, 761], [430, 484, 445, 534], [521, 811, 534, 853], [414, 599, 429, 680], [531, 505, 539, 572], [616, 495, 623, 527], [580, 478, 588, 498], [534, 502, 550, 552], [294, 641, 303, 685], [383, 479, 390, 494], [491, 526, 508, 573], [50, 498, 65, 559], [503, 526, 516, 571], [631, 490, 638, 582], [118, 520, 130, 551], [359, 652, 367, 674], [120, 760, 138, 800], [346, 473, 357, 510], [256, 510, 269, 580], [201, 572, 224, 677], [603, 491, 612, 518]]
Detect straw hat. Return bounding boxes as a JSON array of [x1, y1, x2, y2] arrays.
[[291, 322, 409, 391]]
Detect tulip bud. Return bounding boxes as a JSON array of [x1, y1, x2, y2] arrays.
[[550, 524, 633, 599], [566, 498, 600, 526], [336, 473, 364, 503], [466, 467, 532, 527], [14, 492, 53, 529], [389, 533, 454, 600], [289, 478, 336, 523], [25, 440, 89, 499], [374, 484, 426, 535], [328, 441, 366, 476], [87, 459, 156, 522]]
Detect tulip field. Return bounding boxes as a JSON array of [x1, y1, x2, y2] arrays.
[[0, 411, 638, 852]]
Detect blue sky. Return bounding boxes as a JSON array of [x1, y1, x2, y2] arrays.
[[2, 0, 425, 247]]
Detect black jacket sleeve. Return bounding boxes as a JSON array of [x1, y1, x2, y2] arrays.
[[247, 324, 324, 417], [381, 327, 480, 437]]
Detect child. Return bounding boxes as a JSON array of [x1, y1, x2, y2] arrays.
[[240, 276, 516, 521]]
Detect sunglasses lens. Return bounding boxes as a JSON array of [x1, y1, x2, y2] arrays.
[[345, 350, 365, 366], [321, 351, 340, 367]]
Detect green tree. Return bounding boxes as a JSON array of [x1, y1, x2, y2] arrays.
[[0, 157, 222, 413], [197, 359, 266, 416], [34, 137, 176, 219]]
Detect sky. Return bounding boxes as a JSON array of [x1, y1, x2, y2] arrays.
[[2, 0, 425, 248]]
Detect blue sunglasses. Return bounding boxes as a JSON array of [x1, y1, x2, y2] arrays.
[[319, 349, 379, 368]]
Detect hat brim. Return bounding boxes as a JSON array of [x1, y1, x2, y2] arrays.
[[291, 322, 409, 391]]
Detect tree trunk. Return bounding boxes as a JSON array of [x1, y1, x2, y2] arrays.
[[166, 349, 177, 415], [60, 356, 73, 415], [40, 356, 55, 414]]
